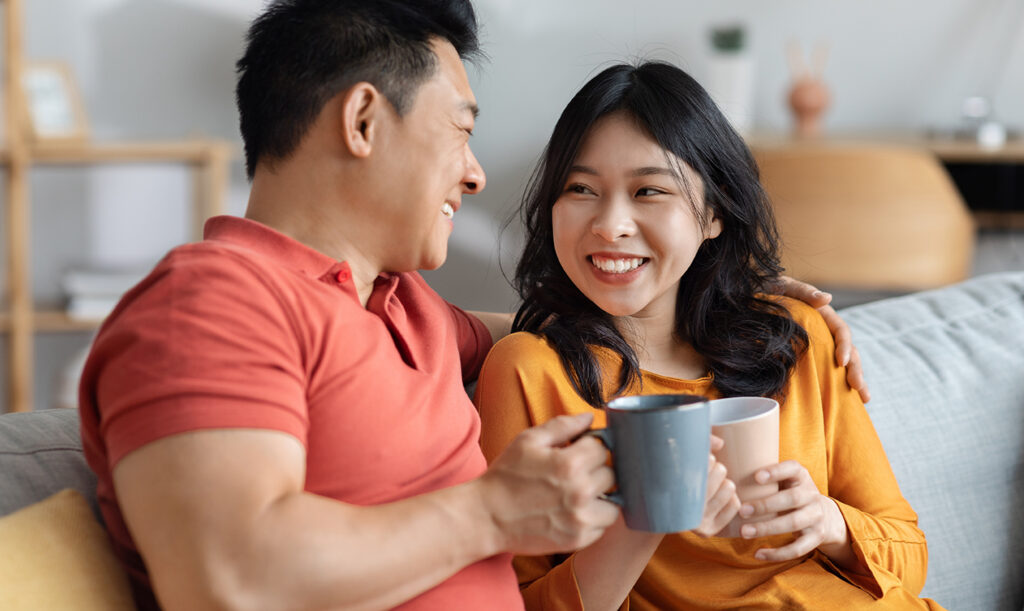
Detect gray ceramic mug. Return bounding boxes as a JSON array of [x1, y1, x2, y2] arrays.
[[590, 394, 711, 533]]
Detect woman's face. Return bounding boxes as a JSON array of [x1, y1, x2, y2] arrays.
[[551, 112, 721, 324]]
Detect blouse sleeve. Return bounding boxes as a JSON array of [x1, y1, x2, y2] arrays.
[[476, 333, 622, 611], [800, 304, 930, 598]]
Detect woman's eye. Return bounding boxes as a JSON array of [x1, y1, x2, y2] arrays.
[[566, 183, 593, 195], [636, 187, 664, 197]]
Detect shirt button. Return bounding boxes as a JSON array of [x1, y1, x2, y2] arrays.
[[335, 268, 351, 283]]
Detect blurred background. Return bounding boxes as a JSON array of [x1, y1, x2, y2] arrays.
[[2, 0, 1023, 410]]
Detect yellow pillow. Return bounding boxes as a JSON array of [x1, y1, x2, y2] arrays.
[[0, 489, 135, 610]]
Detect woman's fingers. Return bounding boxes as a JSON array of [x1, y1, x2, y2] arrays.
[[754, 530, 822, 562], [694, 456, 739, 537]]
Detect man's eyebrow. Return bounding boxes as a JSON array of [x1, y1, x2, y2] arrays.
[[460, 101, 479, 119]]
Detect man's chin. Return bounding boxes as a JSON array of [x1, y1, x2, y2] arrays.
[[421, 252, 449, 271]]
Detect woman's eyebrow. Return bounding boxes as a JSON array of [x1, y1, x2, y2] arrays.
[[568, 164, 599, 175], [567, 165, 680, 178], [632, 166, 679, 178]]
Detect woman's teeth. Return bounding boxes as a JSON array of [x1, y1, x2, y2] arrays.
[[441, 202, 454, 219], [590, 256, 645, 273]]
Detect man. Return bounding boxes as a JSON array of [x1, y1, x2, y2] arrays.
[[79, 1, 865, 609]]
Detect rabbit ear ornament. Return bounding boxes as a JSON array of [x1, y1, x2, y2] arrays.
[[786, 40, 831, 139]]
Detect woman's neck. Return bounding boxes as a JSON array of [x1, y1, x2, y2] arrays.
[[616, 314, 708, 381]]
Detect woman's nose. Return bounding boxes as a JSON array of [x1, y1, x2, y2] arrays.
[[590, 198, 636, 241]]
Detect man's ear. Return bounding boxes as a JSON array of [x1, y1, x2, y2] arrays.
[[340, 82, 384, 159]]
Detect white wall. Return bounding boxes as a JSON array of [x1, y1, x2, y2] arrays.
[[5, 0, 1023, 407]]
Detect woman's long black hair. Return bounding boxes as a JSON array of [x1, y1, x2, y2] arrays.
[[513, 61, 808, 407]]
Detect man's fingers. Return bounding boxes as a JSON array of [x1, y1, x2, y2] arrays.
[[776, 275, 832, 308], [846, 347, 871, 403], [588, 465, 617, 499], [817, 303, 872, 401], [818, 304, 852, 366], [525, 413, 594, 447]]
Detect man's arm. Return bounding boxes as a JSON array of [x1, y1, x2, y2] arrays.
[[113, 414, 617, 611], [468, 310, 513, 344], [468, 281, 870, 402]]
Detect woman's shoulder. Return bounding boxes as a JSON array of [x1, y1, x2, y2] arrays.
[[764, 295, 832, 344], [484, 331, 563, 372], [491, 330, 557, 355]]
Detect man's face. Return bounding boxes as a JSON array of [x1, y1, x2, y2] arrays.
[[372, 38, 486, 273]]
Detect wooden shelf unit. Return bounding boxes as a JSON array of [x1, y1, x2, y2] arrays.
[[1, 0, 232, 413]]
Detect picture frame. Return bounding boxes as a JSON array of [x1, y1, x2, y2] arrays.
[[21, 61, 90, 144]]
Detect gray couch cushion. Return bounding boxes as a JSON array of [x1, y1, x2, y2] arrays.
[[841, 271, 1024, 611], [0, 408, 98, 520]]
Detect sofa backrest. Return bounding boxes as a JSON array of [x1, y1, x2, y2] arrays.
[[841, 271, 1024, 611], [0, 408, 97, 520], [2, 272, 1022, 609]]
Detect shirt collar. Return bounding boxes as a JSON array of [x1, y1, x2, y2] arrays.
[[203, 215, 340, 280]]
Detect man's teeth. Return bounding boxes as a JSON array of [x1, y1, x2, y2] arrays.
[[441, 202, 454, 219], [591, 256, 644, 273]]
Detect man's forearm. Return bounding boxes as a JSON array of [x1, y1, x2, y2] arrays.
[[468, 310, 514, 344], [151, 479, 503, 611]]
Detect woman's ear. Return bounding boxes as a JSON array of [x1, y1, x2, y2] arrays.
[[705, 210, 724, 240], [340, 82, 383, 158]]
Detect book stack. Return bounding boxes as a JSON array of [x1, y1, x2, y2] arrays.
[[62, 268, 148, 321]]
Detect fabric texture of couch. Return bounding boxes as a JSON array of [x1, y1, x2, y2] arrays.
[[1, 271, 1022, 610]]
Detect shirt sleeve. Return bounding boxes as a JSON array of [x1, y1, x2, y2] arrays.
[[476, 333, 627, 611], [89, 251, 309, 469], [798, 303, 929, 598], [444, 302, 493, 383]]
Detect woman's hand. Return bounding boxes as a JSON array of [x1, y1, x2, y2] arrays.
[[771, 276, 870, 403], [734, 461, 856, 567], [692, 436, 741, 537]]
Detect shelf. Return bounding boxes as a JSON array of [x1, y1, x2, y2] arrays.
[[0, 140, 234, 165], [0, 309, 103, 333], [747, 132, 1024, 163]]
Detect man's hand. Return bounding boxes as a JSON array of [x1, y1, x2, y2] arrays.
[[478, 413, 620, 555], [771, 276, 870, 403]]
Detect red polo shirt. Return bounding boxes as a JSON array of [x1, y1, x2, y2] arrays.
[[79, 216, 522, 610]]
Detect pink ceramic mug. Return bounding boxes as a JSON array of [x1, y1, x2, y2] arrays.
[[709, 397, 780, 538]]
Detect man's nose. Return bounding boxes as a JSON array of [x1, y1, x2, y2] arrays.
[[462, 146, 486, 194]]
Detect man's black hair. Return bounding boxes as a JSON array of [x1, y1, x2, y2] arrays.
[[236, 0, 480, 178]]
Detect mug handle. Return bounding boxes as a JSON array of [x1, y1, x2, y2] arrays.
[[582, 428, 624, 507]]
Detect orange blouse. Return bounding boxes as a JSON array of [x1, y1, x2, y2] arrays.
[[475, 298, 944, 610]]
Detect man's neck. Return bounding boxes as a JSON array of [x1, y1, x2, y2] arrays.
[[245, 168, 380, 307]]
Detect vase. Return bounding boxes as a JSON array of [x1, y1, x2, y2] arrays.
[[787, 76, 830, 139], [708, 52, 755, 136]]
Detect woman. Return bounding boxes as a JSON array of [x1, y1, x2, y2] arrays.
[[475, 62, 940, 610]]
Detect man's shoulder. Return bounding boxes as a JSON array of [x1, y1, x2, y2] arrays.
[[142, 239, 309, 301]]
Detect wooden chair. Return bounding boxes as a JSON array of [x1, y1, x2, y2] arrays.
[[753, 144, 975, 291]]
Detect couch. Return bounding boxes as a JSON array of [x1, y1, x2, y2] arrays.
[[2, 271, 1023, 610]]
